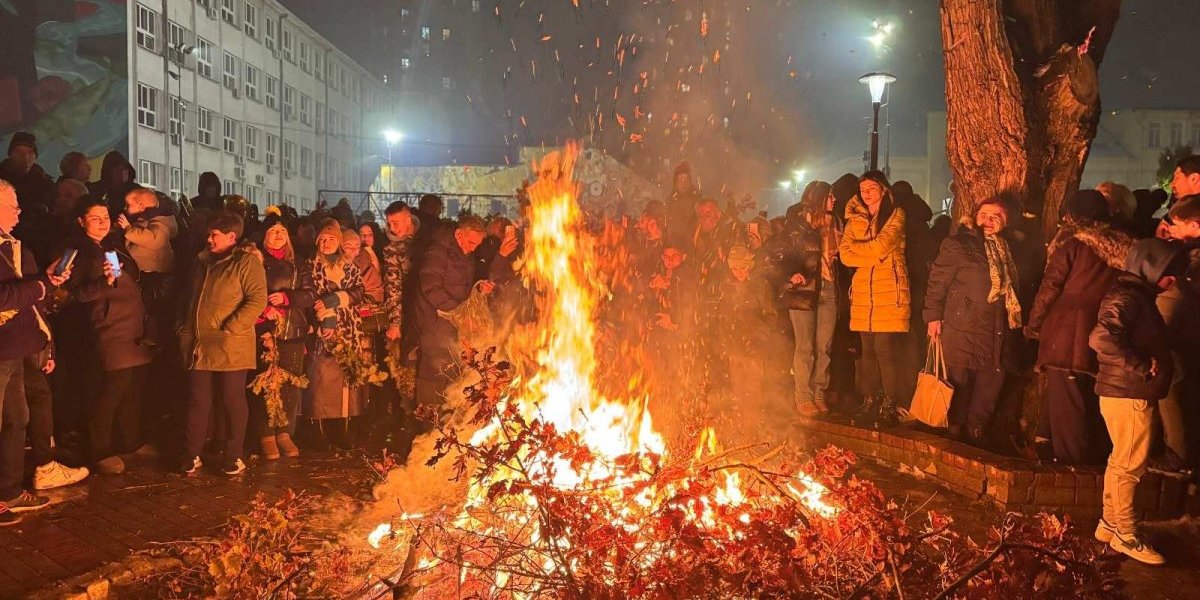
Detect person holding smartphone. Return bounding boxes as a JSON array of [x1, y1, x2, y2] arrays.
[[63, 197, 152, 475]]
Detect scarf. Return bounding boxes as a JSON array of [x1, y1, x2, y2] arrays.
[[982, 233, 1022, 329]]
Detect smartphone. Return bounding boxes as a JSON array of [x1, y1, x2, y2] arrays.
[[55, 249, 78, 277], [104, 251, 122, 280], [748, 222, 760, 237], [505, 225, 516, 238]]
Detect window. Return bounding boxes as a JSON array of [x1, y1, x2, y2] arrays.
[[136, 83, 158, 129], [168, 22, 189, 65], [139, 160, 158, 188], [169, 97, 185, 143], [442, 76, 452, 89], [300, 146, 311, 177], [472, 0, 480, 12], [266, 133, 278, 166], [244, 185, 258, 202], [282, 27, 293, 62], [198, 107, 215, 146], [265, 75, 278, 110], [299, 93, 311, 125], [442, 28, 450, 41], [400, 57, 411, 70], [316, 151, 323, 181], [314, 52, 323, 81], [244, 2, 257, 38], [244, 64, 259, 101], [285, 193, 297, 208], [283, 84, 295, 120], [265, 14, 276, 50], [283, 140, 295, 172], [400, 8, 410, 19], [315, 101, 324, 132], [170, 167, 182, 193], [1192, 124, 1200, 147], [1148, 122, 1162, 149], [223, 52, 239, 90], [136, 4, 158, 51], [223, 118, 239, 153], [221, 0, 236, 25], [223, 180, 239, 196], [1170, 122, 1184, 148], [422, 43, 430, 57], [420, 26, 430, 40], [245, 126, 259, 161], [197, 38, 214, 78], [299, 40, 310, 72], [267, 189, 279, 205]]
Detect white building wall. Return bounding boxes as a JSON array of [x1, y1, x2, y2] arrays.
[[128, 0, 386, 214]]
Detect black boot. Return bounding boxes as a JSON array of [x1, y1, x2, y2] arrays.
[[852, 395, 878, 427], [875, 396, 899, 428]]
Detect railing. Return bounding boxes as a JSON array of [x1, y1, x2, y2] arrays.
[[316, 189, 520, 221]]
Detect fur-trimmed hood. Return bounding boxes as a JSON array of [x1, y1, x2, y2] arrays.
[[1046, 220, 1134, 270]]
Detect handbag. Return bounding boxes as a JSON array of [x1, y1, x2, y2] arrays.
[[908, 337, 954, 429]]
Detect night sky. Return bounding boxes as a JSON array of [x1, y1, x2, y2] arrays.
[[281, 0, 1200, 185]]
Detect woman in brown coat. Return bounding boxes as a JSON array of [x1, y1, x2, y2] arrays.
[[1026, 190, 1134, 464]]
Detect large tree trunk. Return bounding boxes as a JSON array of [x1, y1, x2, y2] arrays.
[[940, 0, 1120, 242]]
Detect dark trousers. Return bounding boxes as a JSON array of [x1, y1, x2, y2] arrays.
[[90, 366, 146, 461], [252, 341, 304, 438], [23, 357, 53, 467], [945, 365, 1007, 434], [1040, 370, 1107, 464], [858, 332, 916, 406], [0, 358, 30, 500], [186, 370, 248, 461]]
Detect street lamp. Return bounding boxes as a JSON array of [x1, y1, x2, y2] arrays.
[[382, 129, 403, 164], [168, 43, 195, 196], [792, 169, 807, 186], [859, 72, 896, 172]]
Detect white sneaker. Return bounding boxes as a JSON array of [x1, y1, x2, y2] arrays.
[[1094, 518, 1116, 543], [1110, 530, 1165, 565], [33, 461, 90, 490]]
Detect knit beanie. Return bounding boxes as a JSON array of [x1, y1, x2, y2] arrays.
[[7, 131, 37, 156]]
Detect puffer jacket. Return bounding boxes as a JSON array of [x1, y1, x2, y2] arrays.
[[762, 220, 823, 310], [259, 250, 315, 342], [923, 226, 1023, 370], [124, 207, 178, 274], [1026, 221, 1133, 374], [1089, 274, 1173, 400], [839, 195, 910, 333], [179, 247, 268, 371]]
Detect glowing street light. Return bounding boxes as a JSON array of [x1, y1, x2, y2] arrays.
[[382, 129, 404, 164], [792, 169, 808, 185], [859, 72, 896, 171], [779, 180, 793, 192], [868, 20, 894, 51]]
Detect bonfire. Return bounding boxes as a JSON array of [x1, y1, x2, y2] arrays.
[[362, 146, 1112, 599]]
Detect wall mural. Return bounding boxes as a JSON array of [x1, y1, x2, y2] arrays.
[[0, 0, 129, 173]]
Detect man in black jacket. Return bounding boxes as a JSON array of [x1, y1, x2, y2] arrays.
[[0, 180, 71, 525], [1089, 238, 1182, 565]]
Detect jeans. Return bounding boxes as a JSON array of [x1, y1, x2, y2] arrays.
[[186, 370, 249, 461], [1040, 370, 1106, 464], [945, 365, 1006, 434], [0, 358, 30, 500], [90, 366, 146, 461], [789, 285, 837, 405], [858, 332, 916, 406], [252, 340, 304, 438], [1099, 397, 1155, 534], [23, 357, 53, 468]]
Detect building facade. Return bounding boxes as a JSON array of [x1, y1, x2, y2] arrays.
[[1, 0, 392, 213]]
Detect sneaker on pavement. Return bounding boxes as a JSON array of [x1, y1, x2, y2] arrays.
[[5, 490, 50, 513], [0, 505, 20, 526], [34, 461, 89, 490], [222, 458, 247, 476], [1110, 530, 1165, 565], [179, 455, 203, 475], [95, 455, 125, 475], [1094, 518, 1116, 544]]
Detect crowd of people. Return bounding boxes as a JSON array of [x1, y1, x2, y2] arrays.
[[0, 131, 1198, 566]]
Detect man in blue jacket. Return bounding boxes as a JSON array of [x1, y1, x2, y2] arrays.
[[0, 180, 72, 525]]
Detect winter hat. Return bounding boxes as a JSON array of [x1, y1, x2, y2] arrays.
[[1062, 190, 1109, 222], [7, 131, 37, 156], [260, 213, 287, 235], [1125, 237, 1183, 284], [727, 244, 754, 270], [316, 217, 343, 245]]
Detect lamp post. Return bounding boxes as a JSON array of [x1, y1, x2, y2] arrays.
[[168, 42, 195, 196], [859, 72, 896, 172], [382, 129, 403, 196]]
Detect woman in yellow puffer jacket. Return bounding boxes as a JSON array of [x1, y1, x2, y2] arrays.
[[838, 170, 914, 426]]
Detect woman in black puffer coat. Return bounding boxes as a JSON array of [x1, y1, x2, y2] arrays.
[[924, 198, 1025, 447]]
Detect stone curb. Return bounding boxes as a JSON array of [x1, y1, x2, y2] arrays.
[[28, 555, 184, 600]]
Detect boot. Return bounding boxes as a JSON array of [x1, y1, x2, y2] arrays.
[[875, 396, 899, 428], [260, 436, 280, 460], [276, 433, 300, 458], [851, 396, 878, 427]]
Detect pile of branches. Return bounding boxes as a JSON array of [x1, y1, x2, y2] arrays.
[[372, 349, 1119, 599]]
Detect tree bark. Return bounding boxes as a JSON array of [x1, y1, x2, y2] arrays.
[[940, 0, 1120, 242]]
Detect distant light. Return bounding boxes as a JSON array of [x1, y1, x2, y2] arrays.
[[382, 129, 403, 145], [868, 32, 886, 49], [881, 22, 895, 35], [779, 180, 793, 191], [792, 169, 807, 184], [859, 72, 897, 104]]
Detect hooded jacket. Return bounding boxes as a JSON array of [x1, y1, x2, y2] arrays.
[[839, 195, 910, 333], [88, 151, 138, 215], [178, 246, 268, 371], [1026, 221, 1134, 374], [1089, 240, 1179, 400], [124, 204, 179, 274]]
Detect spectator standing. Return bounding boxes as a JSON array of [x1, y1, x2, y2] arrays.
[[718, 245, 779, 424], [665, 161, 701, 235], [119, 189, 178, 342], [252, 215, 313, 460], [0, 180, 70, 524], [1089, 238, 1181, 565], [838, 170, 913, 427], [178, 211, 267, 476], [1097, 182, 1138, 235], [88, 151, 138, 217], [2, 133, 55, 261], [1025, 191, 1133, 464], [343, 228, 384, 306], [52, 152, 91, 221], [924, 199, 1025, 447]]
